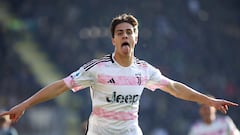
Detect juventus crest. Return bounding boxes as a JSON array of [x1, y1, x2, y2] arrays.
[[135, 73, 142, 85]]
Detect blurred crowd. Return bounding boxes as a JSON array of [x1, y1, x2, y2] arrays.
[[0, 0, 239, 135]]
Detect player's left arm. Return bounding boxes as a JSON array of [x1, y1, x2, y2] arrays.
[[159, 76, 238, 114]]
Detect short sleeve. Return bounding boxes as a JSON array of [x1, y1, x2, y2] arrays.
[[144, 64, 172, 91], [188, 125, 197, 135], [225, 116, 240, 135], [63, 66, 94, 92]]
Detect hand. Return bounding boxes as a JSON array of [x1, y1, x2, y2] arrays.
[[211, 98, 238, 114], [0, 104, 26, 123]]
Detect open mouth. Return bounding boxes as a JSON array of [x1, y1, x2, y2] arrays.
[[121, 42, 130, 47]]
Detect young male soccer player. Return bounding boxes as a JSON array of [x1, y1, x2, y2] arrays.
[[0, 13, 238, 135]]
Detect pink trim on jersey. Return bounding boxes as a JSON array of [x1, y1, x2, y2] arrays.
[[63, 76, 84, 92], [147, 81, 168, 90], [96, 62, 106, 68], [194, 129, 225, 135], [159, 77, 170, 86], [92, 107, 137, 121], [146, 76, 171, 91], [98, 74, 147, 85]]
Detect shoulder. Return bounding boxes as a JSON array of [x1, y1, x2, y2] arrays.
[[216, 115, 234, 124], [135, 57, 152, 68], [135, 57, 160, 73], [191, 120, 204, 129], [83, 54, 114, 71]]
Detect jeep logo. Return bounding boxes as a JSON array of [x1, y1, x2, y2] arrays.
[[106, 91, 140, 105]]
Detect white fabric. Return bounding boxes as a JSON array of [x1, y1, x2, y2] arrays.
[[189, 116, 240, 135], [64, 53, 168, 135]]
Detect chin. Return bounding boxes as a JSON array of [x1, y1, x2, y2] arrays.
[[122, 52, 132, 56]]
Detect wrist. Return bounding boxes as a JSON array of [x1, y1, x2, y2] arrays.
[[21, 101, 31, 110], [207, 96, 216, 106]]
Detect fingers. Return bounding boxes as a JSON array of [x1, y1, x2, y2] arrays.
[[11, 111, 24, 123], [0, 111, 10, 117], [9, 113, 15, 119], [0, 110, 24, 123], [217, 101, 238, 114], [0, 111, 16, 122], [219, 106, 227, 114], [11, 115, 19, 123], [7, 113, 20, 123], [224, 105, 228, 111], [226, 101, 238, 106], [0, 111, 16, 123]]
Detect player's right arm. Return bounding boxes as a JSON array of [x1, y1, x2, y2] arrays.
[[0, 79, 69, 123]]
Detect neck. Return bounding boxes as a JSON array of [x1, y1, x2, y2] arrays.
[[114, 52, 134, 67], [203, 115, 216, 125], [204, 119, 213, 125]]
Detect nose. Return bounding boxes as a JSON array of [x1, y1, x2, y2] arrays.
[[122, 32, 128, 39]]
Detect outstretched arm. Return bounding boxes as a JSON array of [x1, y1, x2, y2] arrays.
[[159, 76, 238, 114], [0, 80, 69, 122]]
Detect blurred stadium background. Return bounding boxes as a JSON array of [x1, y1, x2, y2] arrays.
[[0, 0, 239, 135]]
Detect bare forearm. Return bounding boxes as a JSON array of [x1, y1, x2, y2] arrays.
[[21, 80, 69, 109], [170, 81, 213, 105]]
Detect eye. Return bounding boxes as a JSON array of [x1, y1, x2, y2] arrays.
[[116, 31, 123, 36], [126, 30, 133, 35]]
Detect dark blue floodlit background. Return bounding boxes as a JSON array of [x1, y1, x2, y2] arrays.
[[0, 0, 239, 135]]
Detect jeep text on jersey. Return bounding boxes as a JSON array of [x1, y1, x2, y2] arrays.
[[106, 91, 140, 105]]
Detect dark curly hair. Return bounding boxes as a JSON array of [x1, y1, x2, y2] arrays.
[[110, 13, 139, 38]]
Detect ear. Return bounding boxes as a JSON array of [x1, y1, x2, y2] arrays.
[[135, 35, 138, 45], [112, 38, 116, 46]]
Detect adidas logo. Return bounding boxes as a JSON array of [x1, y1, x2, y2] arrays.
[[107, 78, 115, 84]]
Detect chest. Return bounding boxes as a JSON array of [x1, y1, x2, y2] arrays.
[[95, 65, 148, 86], [91, 65, 149, 100]]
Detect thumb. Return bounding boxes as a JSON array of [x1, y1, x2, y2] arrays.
[[0, 111, 11, 117]]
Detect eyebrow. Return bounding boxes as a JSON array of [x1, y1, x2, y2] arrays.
[[115, 29, 133, 32]]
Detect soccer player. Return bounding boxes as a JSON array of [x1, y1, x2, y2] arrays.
[[188, 103, 240, 135], [0, 13, 238, 135]]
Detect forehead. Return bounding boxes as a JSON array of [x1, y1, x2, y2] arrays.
[[115, 22, 134, 31]]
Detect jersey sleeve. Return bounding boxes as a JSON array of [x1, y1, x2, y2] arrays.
[[188, 125, 197, 135], [225, 116, 240, 135], [63, 66, 94, 92], [144, 64, 172, 91]]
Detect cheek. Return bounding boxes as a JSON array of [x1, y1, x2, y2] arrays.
[[131, 36, 138, 44], [135, 36, 138, 43]]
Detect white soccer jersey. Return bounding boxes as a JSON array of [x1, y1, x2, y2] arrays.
[[189, 116, 240, 135], [64, 53, 168, 135]]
